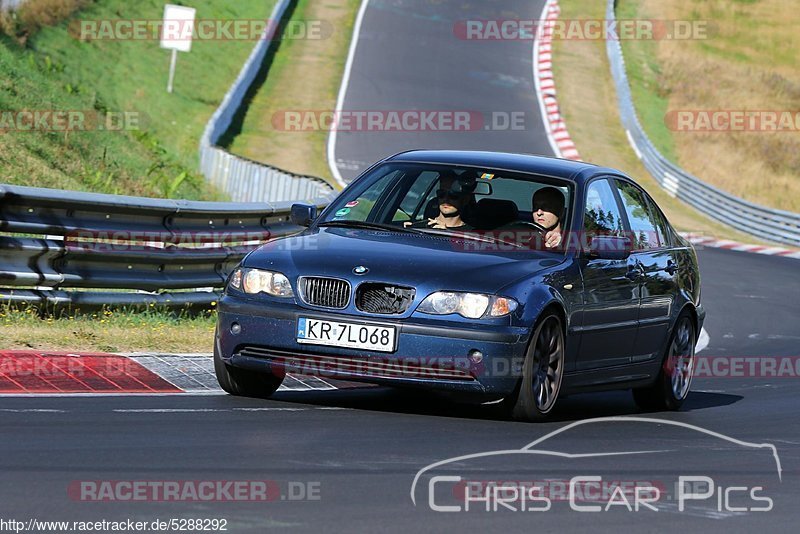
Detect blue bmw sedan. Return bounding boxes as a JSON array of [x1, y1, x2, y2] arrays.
[[214, 150, 705, 421]]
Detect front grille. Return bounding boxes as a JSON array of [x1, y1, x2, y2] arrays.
[[299, 277, 351, 309], [356, 283, 416, 314], [238, 346, 475, 381]]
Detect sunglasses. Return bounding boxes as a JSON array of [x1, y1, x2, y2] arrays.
[[436, 189, 464, 201], [533, 202, 559, 213]]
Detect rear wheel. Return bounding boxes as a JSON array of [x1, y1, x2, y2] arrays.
[[509, 314, 565, 422], [214, 344, 283, 399], [633, 312, 696, 411]]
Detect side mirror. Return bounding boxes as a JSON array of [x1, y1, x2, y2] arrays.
[[588, 235, 632, 260], [290, 203, 317, 227]]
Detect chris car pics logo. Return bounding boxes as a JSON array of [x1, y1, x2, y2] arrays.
[[410, 417, 781, 513]]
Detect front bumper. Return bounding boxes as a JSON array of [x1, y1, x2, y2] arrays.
[[216, 294, 530, 396]]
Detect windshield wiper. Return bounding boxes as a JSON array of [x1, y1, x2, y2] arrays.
[[419, 228, 524, 248], [318, 220, 424, 234]]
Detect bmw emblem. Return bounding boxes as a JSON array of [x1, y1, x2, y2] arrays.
[[353, 266, 369, 275]]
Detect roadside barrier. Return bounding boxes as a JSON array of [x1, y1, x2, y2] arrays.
[[605, 0, 800, 246], [0, 183, 328, 311]]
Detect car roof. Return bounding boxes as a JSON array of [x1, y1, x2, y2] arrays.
[[385, 149, 621, 185]]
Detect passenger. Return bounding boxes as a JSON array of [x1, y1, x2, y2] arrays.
[[532, 186, 564, 249]]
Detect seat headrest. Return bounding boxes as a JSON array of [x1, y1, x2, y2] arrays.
[[475, 199, 519, 229]]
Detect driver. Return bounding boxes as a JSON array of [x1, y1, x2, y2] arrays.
[[532, 186, 564, 249], [413, 171, 476, 231]]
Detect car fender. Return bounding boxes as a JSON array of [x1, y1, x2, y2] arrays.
[[500, 275, 568, 341], [498, 260, 580, 333], [499, 262, 582, 372]]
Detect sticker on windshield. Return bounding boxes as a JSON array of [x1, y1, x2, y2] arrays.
[[345, 201, 360, 208], [335, 208, 351, 217], [481, 173, 495, 180]]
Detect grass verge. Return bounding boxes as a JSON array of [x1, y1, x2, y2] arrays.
[[552, 0, 776, 244], [0, 305, 216, 353], [619, 0, 800, 212], [1, 0, 277, 199], [226, 0, 361, 185]]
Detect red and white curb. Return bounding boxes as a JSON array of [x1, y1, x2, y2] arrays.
[[0, 351, 346, 395], [1, 338, 712, 395], [683, 234, 800, 260], [534, 0, 580, 161], [531, 2, 798, 258]]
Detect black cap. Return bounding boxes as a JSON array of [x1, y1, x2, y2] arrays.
[[532, 186, 564, 216]]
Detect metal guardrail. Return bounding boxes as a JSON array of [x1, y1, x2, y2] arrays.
[[0, 183, 328, 311], [0, 0, 340, 312], [606, 0, 800, 247], [199, 0, 335, 203]]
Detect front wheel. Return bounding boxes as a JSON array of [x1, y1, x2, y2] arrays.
[[509, 314, 565, 422], [633, 312, 696, 411], [214, 345, 283, 399]]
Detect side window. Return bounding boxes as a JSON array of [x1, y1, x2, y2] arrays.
[[395, 171, 438, 222], [584, 179, 625, 239], [617, 181, 660, 250], [646, 196, 672, 248]]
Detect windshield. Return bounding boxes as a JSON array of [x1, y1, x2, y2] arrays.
[[318, 162, 573, 253]]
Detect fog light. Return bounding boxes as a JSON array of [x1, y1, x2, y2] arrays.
[[468, 349, 483, 364], [230, 322, 241, 335]]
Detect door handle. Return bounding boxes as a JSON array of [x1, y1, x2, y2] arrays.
[[624, 268, 643, 282], [622, 261, 644, 282], [662, 260, 678, 276]]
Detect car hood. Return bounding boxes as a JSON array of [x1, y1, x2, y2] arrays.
[[243, 227, 565, 294]]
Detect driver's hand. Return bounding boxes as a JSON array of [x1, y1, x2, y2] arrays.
[[428, 218, 445, 229], [545, 229, 562, 249]]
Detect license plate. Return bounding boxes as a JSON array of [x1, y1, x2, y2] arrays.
[[296, 317, 396, 353]]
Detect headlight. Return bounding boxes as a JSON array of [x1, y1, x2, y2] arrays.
[[229, 268, 294, 297], [417, 292, 517, 319]]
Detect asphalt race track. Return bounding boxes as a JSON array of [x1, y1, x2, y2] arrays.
[[2, 0, 799, 531], [1, 247, 798, 531], [330, 0, 551, 182]]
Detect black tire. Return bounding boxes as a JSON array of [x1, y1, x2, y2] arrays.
[[633, 311, 696, 411], [508, 314, 565, 422], [213, 345, 283, 399]]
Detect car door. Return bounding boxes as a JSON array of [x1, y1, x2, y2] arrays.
[[576, 178, 640, 370], [615, 180, 678, 363]]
